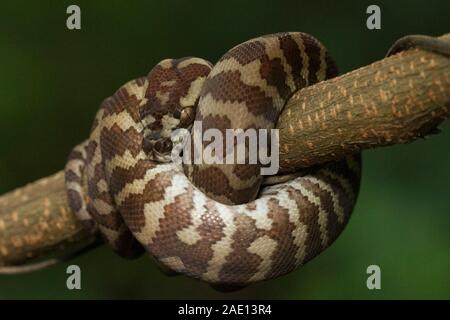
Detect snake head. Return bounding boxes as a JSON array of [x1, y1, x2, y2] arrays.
[[140, 57, 213, 162], [142, 105, 196, 163]]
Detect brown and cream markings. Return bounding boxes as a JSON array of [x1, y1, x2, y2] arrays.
[[65, 32, 361, 285]]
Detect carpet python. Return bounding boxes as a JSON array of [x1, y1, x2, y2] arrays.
[[65, 32, 361, 286]]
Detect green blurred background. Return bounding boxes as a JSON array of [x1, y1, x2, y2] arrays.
[[0, 0, 449, 299]]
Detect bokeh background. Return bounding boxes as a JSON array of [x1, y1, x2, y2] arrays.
[[0, 0, 449, 299]]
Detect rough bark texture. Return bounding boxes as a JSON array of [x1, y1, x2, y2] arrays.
[[0, 34, 449, 268], [0, 172, 94, 266], [278, 33, 450, 171]]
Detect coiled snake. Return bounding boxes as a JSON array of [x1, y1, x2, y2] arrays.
[[65, 32, 362, 287]]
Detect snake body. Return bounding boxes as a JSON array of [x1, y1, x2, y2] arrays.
[[65, 32, 361, 285]]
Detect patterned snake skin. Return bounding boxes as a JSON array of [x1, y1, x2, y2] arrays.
[[65, 32, 361, 286]]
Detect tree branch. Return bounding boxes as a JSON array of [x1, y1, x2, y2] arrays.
[[277, 33, 450, 171], [0, 172, 95, 267], [0, 34, 449, 268]]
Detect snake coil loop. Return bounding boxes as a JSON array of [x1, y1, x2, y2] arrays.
[[65, 32, 361, 286]]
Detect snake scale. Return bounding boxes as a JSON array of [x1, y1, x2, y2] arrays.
[[65, 32, 361, 286]]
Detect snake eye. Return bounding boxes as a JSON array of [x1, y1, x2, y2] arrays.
[[154, 138, 173, 154], [179, 107, 195, 127]]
